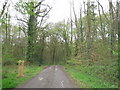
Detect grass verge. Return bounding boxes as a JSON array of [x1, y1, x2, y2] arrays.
[[2, 65, 46, 88], [63, 64, 117, 88]]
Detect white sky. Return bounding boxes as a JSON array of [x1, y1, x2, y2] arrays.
[[0, 0, 118, 24]]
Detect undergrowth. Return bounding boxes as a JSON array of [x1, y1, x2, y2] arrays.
[[63, 57, 118, 88], [2, 65, 46, 88]]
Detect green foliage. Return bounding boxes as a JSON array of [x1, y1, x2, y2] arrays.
[[1, 0, 118, 88], [64, 63, 117, 88], [113, 50, 118, 55], [2, 65, 46, 88], [20, 62, 22, 65], [15, 0, 37, 15]]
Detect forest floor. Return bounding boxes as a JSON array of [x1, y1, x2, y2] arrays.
[[16, 65, 77, 88]]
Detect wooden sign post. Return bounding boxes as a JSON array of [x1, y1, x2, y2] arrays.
[[18, 60, 24, 77]]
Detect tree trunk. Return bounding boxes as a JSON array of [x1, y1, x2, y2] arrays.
[[27, 15, 36, 63], [98, 0, 104, 40], [109, 1, 114, 57], [86, 1, 91, 59]]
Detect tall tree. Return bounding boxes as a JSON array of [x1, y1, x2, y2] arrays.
[[109, 0, 114, 56], [86, 0, 91, 59], [15, 0, 51, 63]]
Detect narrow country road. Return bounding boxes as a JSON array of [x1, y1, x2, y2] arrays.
[[16, 65, 77, 88]]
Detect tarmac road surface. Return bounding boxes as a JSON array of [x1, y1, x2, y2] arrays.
[[16, 65, 77, 88]]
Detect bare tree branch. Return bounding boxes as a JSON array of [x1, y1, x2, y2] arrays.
[[17, 18, 28, 23], [96, 0, 109, 21], [35, 4, 51, 14], [39, 7, 52, 27], [35, 8, 47, 14], [34, 0, 45, 8], [0, 0, 8, 18], [72, 2, 78, 28]]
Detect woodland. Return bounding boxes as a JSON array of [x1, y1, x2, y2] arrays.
[[1, 0, 119, 88]]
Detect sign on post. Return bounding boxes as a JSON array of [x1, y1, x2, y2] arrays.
[[18, 60, 24, 77]]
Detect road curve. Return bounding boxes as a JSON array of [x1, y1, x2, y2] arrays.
[[16, 65, 77, 88]]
